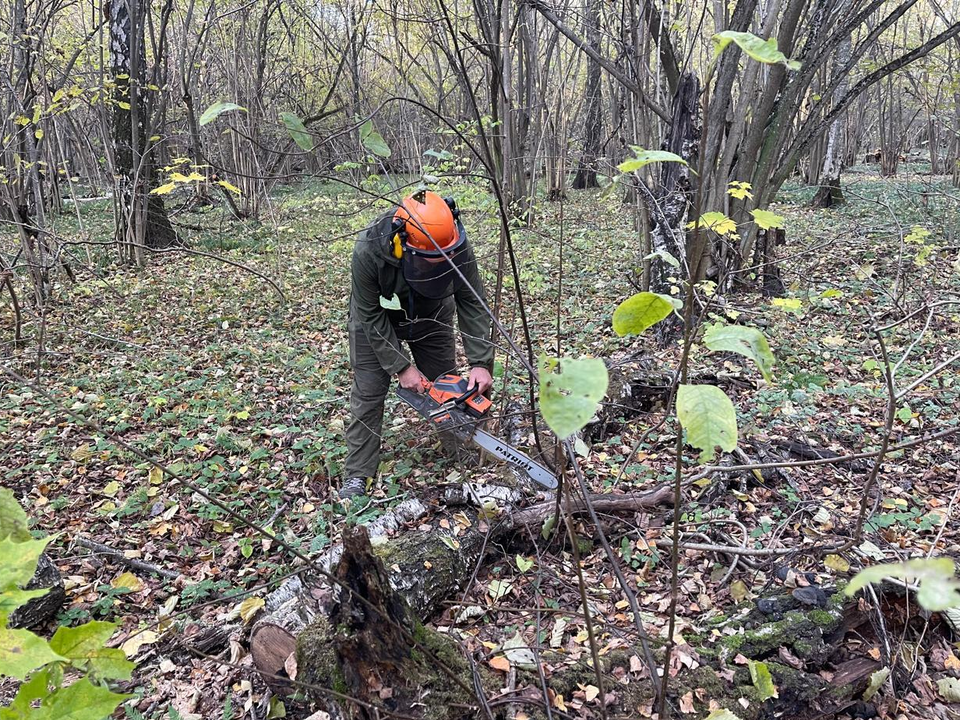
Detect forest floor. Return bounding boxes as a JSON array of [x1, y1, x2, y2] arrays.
[[2, 166, 960, 720]]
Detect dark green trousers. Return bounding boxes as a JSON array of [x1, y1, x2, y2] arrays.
[[344, 307, 456, 478]]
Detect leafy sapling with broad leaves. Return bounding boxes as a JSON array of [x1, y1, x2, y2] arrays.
[[0, 489, 135, 720]]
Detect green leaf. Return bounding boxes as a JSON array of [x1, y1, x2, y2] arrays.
[[0, 625, 65, 680], [360, 120, 391, 158], [618, 147, 687, 173], [703, 711, 744, 720], [539, 356, 609, 439], [938, 677, 960, 703], [712, 31, 801, 69], [750, 208, 786, 230], [541, 514, 556, 540], [279, 111, 313, 151], [5, 667, 49, 716], [32, 677, 131, 720], [612, 292, 674, 337], [379, 293, 401, 311], [845, 558, 960, 611], [896, 405, 913, 423], [49, 621, 134, 680], [703, 323, 775, 382], [676, 385, 738, 462], [0, 536, 51, 591], [748, 659, 778, 701], [0, 588, 49, 616], [863, 667, 889, 701], [0, 490, 30, 542], [266, 697, 286, 720], [643, 248, 680, 268], [501, 632, 537, 670], [515, 555, 534, 573], [198, 101, 246, 126]]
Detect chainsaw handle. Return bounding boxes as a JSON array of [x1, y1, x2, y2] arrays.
[[452, 384, 480, 407]]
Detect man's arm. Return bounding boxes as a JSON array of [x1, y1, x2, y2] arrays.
[[351, 238, 411, 376]]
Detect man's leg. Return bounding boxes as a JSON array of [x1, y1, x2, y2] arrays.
[[408, 302, 457, 381], [344, 321, 391, 481]]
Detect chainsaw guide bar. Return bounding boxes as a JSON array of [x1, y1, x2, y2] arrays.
[[396, 376, 558, 490]]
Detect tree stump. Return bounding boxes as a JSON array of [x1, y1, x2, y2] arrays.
[[296, 527, 475, 719]]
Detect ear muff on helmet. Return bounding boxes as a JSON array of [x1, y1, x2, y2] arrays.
[[390, 217, 405, 259]]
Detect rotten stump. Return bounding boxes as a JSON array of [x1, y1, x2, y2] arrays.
[[296, 527, 474, 719]]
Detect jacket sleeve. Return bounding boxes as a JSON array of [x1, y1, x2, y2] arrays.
[[351, 226, 411, 376], [454, 251, 494, 371]]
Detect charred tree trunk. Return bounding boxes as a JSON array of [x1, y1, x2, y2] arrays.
[[645, 73, 700, 343], [572, 0, 603, 190], [110, 0, 175, 264], [753, 227, 786, 298]]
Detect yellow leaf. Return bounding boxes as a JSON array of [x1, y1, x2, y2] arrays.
[[150, 182, 177, 195], [553, 694, 567, 711], [117, 101, 131, 110], [34, 128, 43, 140], [689, 211, 738, 236], [583, 684, 600, 702], [489, 656, 510, 672], [239, 597, 265, 625], [169, 172, 190, 183], [184, 171, 205, 182], [213, 520, 234, 533], [825, 554, 850, 572], [111, 571, 144, 592], [771, 297, 802, 312], [216, 179, 241, 195], [102, 481, 120, 497], [71, 444, 92, 462], [148, 466, 163, 485], [121, 629, 158, 657]]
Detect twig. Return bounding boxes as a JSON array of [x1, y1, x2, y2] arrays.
[[75, 536, 182, 580]]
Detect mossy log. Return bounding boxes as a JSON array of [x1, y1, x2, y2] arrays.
[[674, 589, 882, 720], [253, 487, 887, 719]]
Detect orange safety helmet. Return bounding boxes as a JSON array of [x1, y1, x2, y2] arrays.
[[393, 190, 464, 254], [393, 190, 473, 299]]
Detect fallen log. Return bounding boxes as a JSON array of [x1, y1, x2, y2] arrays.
[[252, 489, 898, 720], [250, 488, 673, 694], [9, 553, 65, 629]]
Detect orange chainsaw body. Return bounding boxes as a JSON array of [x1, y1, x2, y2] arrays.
[[427, 374, 492, 418]]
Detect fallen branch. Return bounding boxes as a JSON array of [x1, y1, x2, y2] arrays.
[[75, 537, 182, 580]]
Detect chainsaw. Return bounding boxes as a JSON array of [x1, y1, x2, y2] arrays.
[[397, 374, 558, 490]]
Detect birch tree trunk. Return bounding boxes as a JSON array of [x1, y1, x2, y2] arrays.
[[812, 23, 852, 208]]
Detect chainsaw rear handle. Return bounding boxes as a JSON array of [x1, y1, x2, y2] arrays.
[[429, 374, 492, 417]]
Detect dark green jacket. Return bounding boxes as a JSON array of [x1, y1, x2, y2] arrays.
[[349, 212, 494, 376]]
